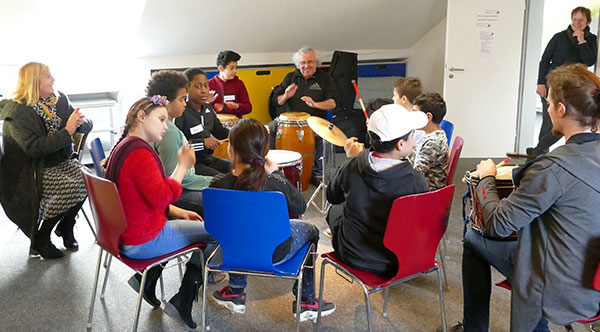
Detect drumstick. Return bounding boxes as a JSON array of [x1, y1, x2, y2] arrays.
[[220, 138, 229, 143], [351, 80, 369, 120], [496, 157, 511, 168]]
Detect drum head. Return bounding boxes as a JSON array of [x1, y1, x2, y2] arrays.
[[279, 112, 310, 122], [267, 149, 302, 166], [216, 113, 239, 123]]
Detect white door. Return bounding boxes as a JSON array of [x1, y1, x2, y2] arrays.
[[444, 0, 527, 157]]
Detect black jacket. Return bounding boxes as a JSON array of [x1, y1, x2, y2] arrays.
[[326, 150, 428, 275], [175, 102, 229, 160], [271, 68, 338, 119], [538, 27, 597, 85]]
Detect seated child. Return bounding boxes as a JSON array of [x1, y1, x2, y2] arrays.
[[327, 104, 429, 275], [410, 93, 449, 190], [208, 50, 252, 117], [209, 118, 336, 321]]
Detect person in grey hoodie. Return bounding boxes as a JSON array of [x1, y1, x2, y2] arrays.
[[471, 63, 600, 332], [326, 104, 429, 276]]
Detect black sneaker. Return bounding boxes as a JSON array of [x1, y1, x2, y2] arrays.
[[212, 286, 246, 313], [292, 298, 335, 322]]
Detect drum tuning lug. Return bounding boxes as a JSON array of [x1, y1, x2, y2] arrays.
[[296, 129, 304, 142], [276, 128, 283, 140]]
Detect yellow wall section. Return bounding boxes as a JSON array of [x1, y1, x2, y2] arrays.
[[236, 66, 296, 124]]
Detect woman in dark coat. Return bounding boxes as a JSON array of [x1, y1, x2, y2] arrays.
[[0, 62, 89, 259], [528, 6, 597, 156]]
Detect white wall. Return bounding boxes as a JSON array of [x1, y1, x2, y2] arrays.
[[407, 18, 447, 94]]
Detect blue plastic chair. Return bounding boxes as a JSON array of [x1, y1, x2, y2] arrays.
[[440, 120, 454, 146], [88, 137, 106, 177], [201, 188, 314, 332]]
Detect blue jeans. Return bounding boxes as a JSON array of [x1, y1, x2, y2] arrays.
[[119, 219, 218, 269], [229, 220, 319, 299], [462, 230, 548, 332]]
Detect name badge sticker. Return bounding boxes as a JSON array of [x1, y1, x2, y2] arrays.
[[190, 124, 204, 135], [223, 95, 235, 102]]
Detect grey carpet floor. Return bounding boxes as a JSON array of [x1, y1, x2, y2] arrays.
[[0, 157, 586, 331]]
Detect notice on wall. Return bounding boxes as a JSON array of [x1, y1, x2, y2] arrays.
[[476, 9, 500, 56]]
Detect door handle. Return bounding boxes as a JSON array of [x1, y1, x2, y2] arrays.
[[448, 67, 465, 72]]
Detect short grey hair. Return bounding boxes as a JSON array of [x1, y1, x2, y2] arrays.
[[292, 46, 321, 67]]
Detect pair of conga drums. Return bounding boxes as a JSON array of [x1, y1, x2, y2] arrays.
[[275, 112, 315, 191], [212, 114, 238, 160], [464, 165, 518, 239]]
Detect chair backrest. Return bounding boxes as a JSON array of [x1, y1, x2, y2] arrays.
[[73, 132, 90, 162], [446, 136, 464, 186], [88, 137, 106, 177], [440, 119, 454, 147], [202, 188, 292, 273], [81, 170, 127, 258], [383, 185, 455, 279]]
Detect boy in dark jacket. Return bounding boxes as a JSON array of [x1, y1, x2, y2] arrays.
[[326, 104, 429, 275]]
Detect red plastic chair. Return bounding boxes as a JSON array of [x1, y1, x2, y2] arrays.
[[316, 185, 455, 332], [438, 136, 464, 286], [82, 170, 204, 332], [446, 136, 464, 187]]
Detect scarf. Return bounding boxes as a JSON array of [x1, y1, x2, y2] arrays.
[[565, 25, 591, 46], [33, 94, 62, 135]]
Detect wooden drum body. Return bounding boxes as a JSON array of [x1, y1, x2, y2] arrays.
[[275, 112, 315, 191], [464, 166, 517, 239], [213, 114, 238, 160]]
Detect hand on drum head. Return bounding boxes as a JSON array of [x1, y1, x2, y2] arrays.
[[264, 157, 279, 175], [344, 137, 365, 158], [476, 159, 497, 179]]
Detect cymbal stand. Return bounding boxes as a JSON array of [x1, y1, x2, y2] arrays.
[[306, 138, 335, 213]]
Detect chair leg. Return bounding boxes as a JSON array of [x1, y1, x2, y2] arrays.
[[87, 248, 104, 330], [81, 209, 96, 238], [103, 251, 109, 269], [362, 284, 373, 332], [201, 264, 210, 331], [382, 288, 389, 318], [132, 270, 148, 332], [437, 247, 449, 289], [296, 271, 304, 332], [100, 255, 113, 299], [437, 268, 447, 332], [159, 275, 166, 302], [316, 260, 328, 332]]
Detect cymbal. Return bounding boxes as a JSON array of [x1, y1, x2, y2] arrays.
[[307, 116, 348, 147]]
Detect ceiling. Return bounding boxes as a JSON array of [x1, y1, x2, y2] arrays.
[[135, 0, 447, 57]]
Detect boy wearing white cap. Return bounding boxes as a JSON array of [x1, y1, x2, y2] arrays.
[[326, 104, 429, 276]]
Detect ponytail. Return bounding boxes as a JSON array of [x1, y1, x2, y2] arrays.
[[229, 118, 270, 191]]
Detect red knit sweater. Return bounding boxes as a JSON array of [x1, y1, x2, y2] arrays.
[[208, 75, 252, 117], [117, 148, 182, 245]]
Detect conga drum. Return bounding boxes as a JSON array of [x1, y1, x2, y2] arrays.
[[464, 165, 518, 239], [267, 149, 303, 191], [275, 112, 315, 191], [213, 113, 238, 160]]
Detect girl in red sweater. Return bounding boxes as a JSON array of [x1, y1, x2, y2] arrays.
[[105, 96, 217, 331]]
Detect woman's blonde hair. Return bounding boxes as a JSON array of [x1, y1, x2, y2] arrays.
[[12, 62, 50, 106]]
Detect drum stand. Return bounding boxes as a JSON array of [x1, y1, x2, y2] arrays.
[[306, 139, 335, 213]]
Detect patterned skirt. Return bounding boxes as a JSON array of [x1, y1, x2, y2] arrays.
[[39, 158, 88, 220]]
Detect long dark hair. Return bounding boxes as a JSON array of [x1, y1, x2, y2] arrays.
[[229, 118, 269, 191]]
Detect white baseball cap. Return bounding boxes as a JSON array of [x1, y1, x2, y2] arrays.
[[367, 104, 428, 142]]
